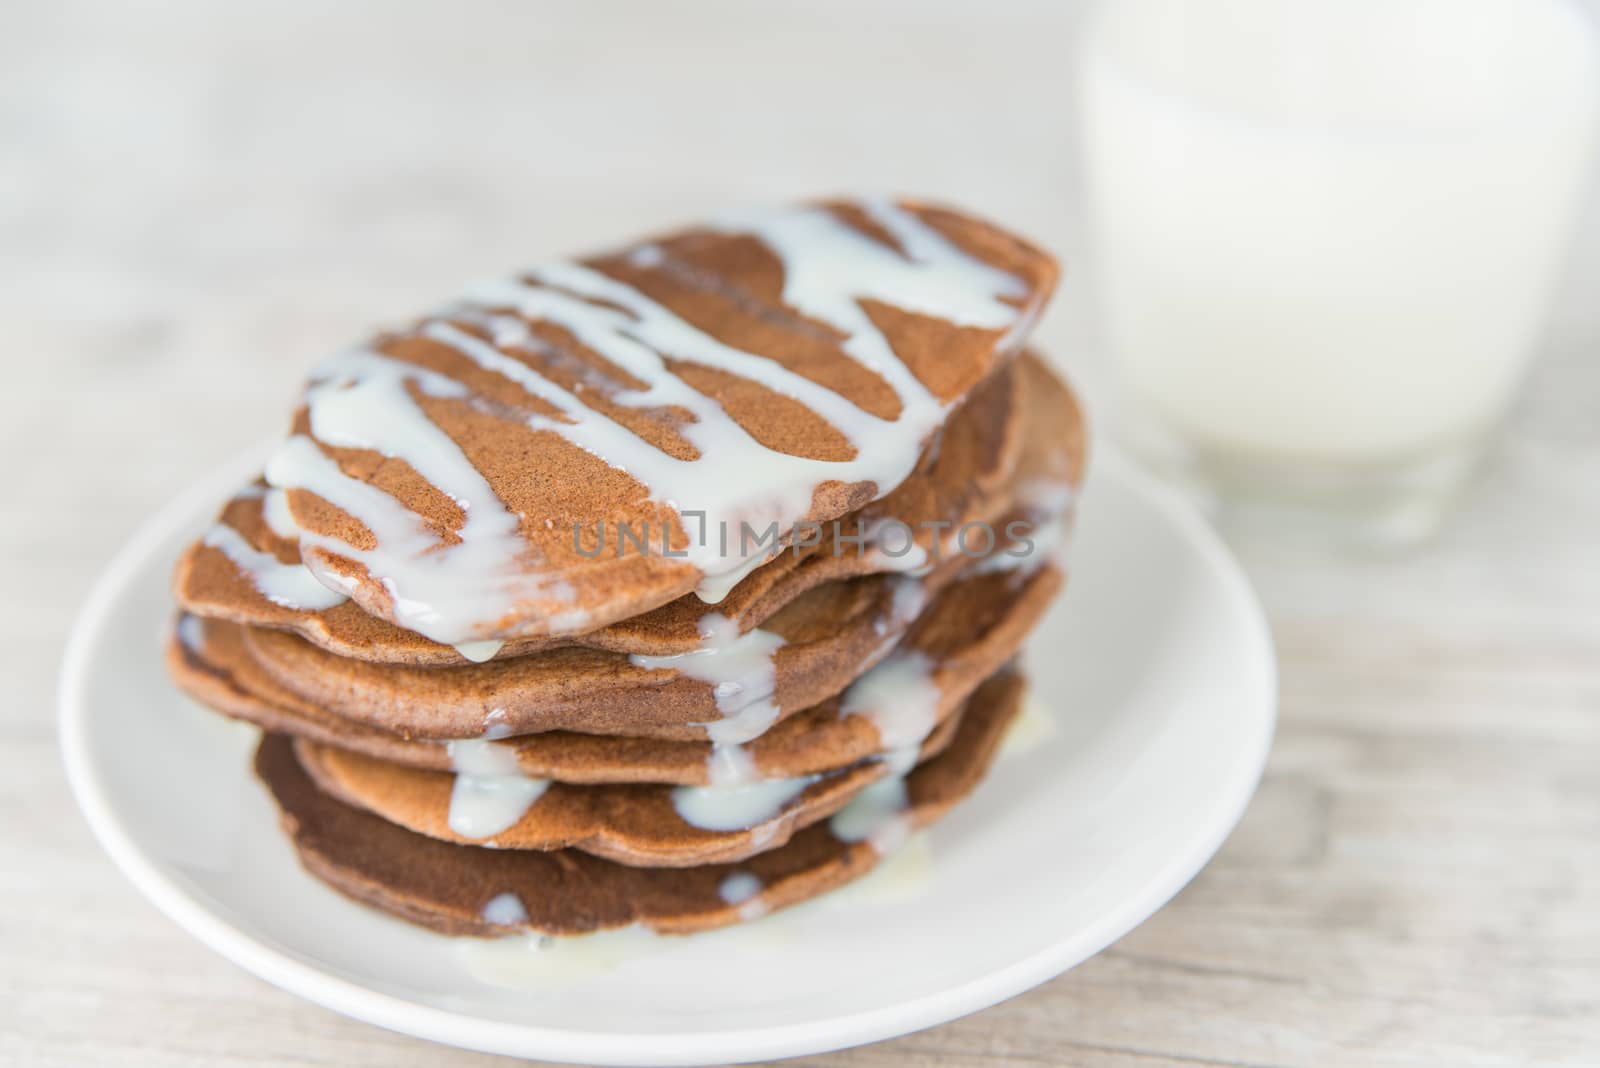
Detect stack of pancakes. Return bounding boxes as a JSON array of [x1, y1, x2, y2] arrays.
[[166, 198, 1085, 936]]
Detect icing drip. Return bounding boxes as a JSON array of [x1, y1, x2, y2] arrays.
[[481, 706, 513, 740], [840, 651, 942, 774], [452, 639, 505, 663], [829, 777, 913, 856], [481, 892, 529, 927], [718, 871, 768, 921], [175, 614, 206, 653], [447, 774, 549, 839], [201, 524, 348, 611], [445, 738, 550, 839], [260, 487, 300, 540], [860, 518, 932, 575], [447, 737, 522, 776], [704, 742, 760, 787], [828, 597, 947, 851], [692, 549, 781, 606], [245, 200, 1032, 643], [976, 477, 1076, 575], [876, 575, 928, 637], [718, 871, 762, 905], [671, 775, 816, 832], [630, 614, 786, 747], [747, 821, 782, 853]]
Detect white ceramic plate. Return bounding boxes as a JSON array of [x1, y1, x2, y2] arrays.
[[60, 446, 1275, 1066]]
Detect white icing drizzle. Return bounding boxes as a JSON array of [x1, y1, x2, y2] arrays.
[[481, 706, 514, 740], [718, 871, 768, 921], [876, 574, 928, 637], [447, 737, 522, 776], [704, 742, 761, 787], [671, 774, 816, 832], [692, 548, 781, 606], [445, 738, 550, 839], [714, 198, 1026, 381], [262, 350, 579, 646], [252, 200, 1033, 643], [747, 820, 783, 854], [718, 871, 762, 905], [452, 639, 505, 663], [260, 487, 300, 540], [631, 613, 787, 748], [201, 523, 349, 611], [829, 777, 913, 855], [975, 477, 1076, 575], [840, 650, 942, 774], [828, 555, 955, 843], [481, 892, 529, 927], [175, 614, 206, 653], [859, 518, 931, 575], [879, 748, 920, 780], [447, 775, 549, 839], [447, 774, 549, 839], [837, 575, 930, 694]]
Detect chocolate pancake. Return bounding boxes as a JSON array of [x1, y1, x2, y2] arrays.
[[232, 456, 1072, 740], [255, 669, 1025, 936], [180, 199, 1055, 652], [169, 618, 943, 784], [174, 350, 1040, 666], [239, 570, 927, 743], [172, 555, 1059, 748], [292, 707, 961, 867], [171, 567, 1016, 789], [259, 559, 1056, 865]]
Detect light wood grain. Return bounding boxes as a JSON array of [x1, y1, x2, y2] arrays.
[[4, 1, 1598, 1065]]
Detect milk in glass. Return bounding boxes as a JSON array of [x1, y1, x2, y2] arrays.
[[1081, 0, 1598, 478]]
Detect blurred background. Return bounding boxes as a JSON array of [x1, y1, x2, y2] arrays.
[[5, 1, 1598, 1065]]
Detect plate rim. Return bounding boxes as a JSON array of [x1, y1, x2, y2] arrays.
[[58, 445, 1277, 1066]]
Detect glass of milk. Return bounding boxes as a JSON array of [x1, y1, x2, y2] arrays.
[[1079, 0, 1599, 544]]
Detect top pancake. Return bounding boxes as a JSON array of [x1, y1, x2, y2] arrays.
[[175, 198, 1056, 652], [174, 349, 1070, 667]]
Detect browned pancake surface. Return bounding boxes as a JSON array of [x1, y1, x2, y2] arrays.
[[294, 708, 961, 867], [173, 558, 1057, 752], [241, 571, 915, 740], [272, 557, 1058, 863]]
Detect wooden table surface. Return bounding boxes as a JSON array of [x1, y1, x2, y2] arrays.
[[5, 1, 1598, 1064]]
